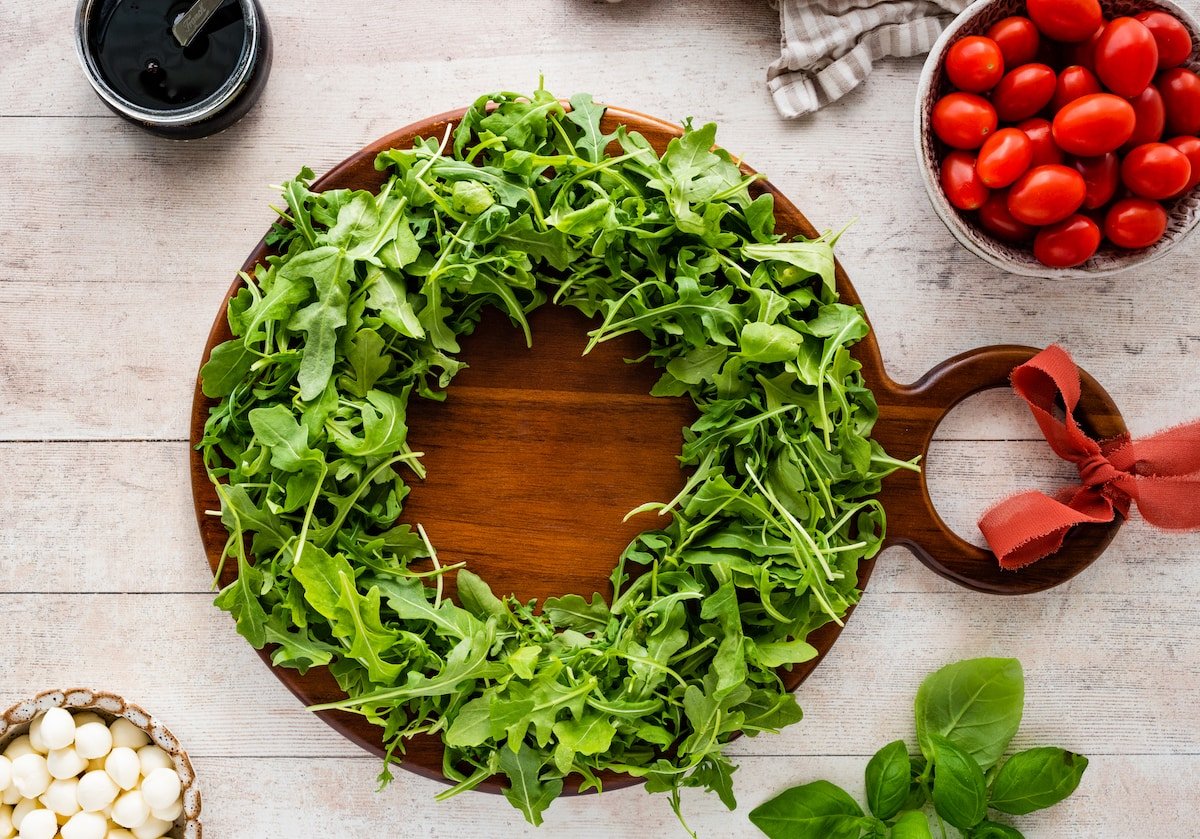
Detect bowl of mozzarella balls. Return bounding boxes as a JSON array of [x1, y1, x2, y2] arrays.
[[0, 690, 199, 839], [916, 0, 1200, 276]]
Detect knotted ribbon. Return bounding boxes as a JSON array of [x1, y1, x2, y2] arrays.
[[978, 345, 1200, 569]]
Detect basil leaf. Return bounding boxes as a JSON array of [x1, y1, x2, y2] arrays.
[[970, 820, 1026, 838], [890, 810, 934, 839], [930, 734, 988, 830], [915, 658, 1024, 769], [749, 781, 876, 839], [989, 747, 1089, 815], [865, 740, 911, 820]]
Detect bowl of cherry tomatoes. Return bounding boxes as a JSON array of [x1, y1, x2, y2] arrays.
[[917, 0, 1200, 276]]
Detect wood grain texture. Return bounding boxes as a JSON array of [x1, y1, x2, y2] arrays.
[[1, 0, 1198, 833]]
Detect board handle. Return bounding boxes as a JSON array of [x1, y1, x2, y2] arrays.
[[869, 345, 1128, 594]]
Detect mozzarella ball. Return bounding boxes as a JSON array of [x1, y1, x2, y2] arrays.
[[110, 791, 148, 830], [149, 796, 180, 823], [11, 755, 50, 799], [138, 769, 179, 812], [39, 709, 75, 752], [73, 724, 112, 762], [0, 756, 11, 793], [9, 800, 34, 830], [103, 749, 138, 792], [134, 747, 170, 778], [0, 804, 11, 836], [47, 747, 87, 781], [1, 786, 19, 806], [40, 777, 80, 817], [61, 811, 108, 839], [131, 817, 171, 839], [25, 718, 45, 757], [70, 714, 102, 729], [107, 831, 135, 839], [16, 808, 56, 839], [106, 722, 148, 752], [76, 771, 119, 812], [3, 738, 33, 762]]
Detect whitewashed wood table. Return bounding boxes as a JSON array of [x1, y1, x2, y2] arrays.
[[2, 1, 1198, 836]]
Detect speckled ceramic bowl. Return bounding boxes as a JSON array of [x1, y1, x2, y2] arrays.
[[0, 689, 201, 839], [916, 0, 1200, 278]]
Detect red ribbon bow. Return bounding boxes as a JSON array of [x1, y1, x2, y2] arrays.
[[978, 345, 1200, 569]]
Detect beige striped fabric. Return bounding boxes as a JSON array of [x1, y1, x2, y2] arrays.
[[769, 0, 970, 118]]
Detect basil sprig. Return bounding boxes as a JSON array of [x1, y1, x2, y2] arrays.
[[750, 659, 1089, 838]]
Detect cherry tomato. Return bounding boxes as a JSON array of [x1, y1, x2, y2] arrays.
[[1052, 65, 1102, 111], [1159, 68, 1200, 135], [1027, 0, 1103, 43], [1072, 153, 1120, 209], [1104, 197, 1168, 247], [1121, 142, 1193, 199], [1124, 85, 1166, 149], [987, 17, 1041, 66], [946, 36, 1006, 92], [1034, 214, 1102, 267], [1095, 18, 1160, 98], [1166, 136, 1200, 196], [979, 191, 1036, 242], [992, 64, 1057, 122], [976, 128, 1034, 188], [940, 151, 991, 210], [1135, 11, 1194, 69], [1064, 25, 1106, 70], [932, 92, 998, 149], [1008, 165, 1088, 225], [1018, 118, 1065, 166], [1052, 94, 1136, 156]]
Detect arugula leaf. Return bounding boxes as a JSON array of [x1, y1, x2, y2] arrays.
[[498, 747, 562, 827], [365, 269, 424, 339], [200, 340, 256, 398], [287, 246, 352, 400], [248, 405, 321, 472]]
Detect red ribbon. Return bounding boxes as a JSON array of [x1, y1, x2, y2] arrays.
[[978, 345, 1200, 570]]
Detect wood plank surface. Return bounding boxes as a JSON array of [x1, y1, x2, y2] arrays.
[[1, 0, 1197, 835]]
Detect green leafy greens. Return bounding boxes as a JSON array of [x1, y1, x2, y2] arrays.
[[749, 658, 1089, 839], [198, 86, 913, 827]]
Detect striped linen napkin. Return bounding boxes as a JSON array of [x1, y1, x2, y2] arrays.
[[769, 0, 970, 117]]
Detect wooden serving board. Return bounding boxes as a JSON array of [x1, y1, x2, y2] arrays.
[[189, 105, 1128, 794]]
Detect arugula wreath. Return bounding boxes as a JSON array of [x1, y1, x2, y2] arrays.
[[198, 87, 912, 828]]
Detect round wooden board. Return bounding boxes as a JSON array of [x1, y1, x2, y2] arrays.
[[190, 103, 1129, 795]]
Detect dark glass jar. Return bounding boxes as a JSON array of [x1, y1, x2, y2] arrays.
[[74, 0, 272, 139]]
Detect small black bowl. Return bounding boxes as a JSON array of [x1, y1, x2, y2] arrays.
[[75, 0, 272, 139]]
